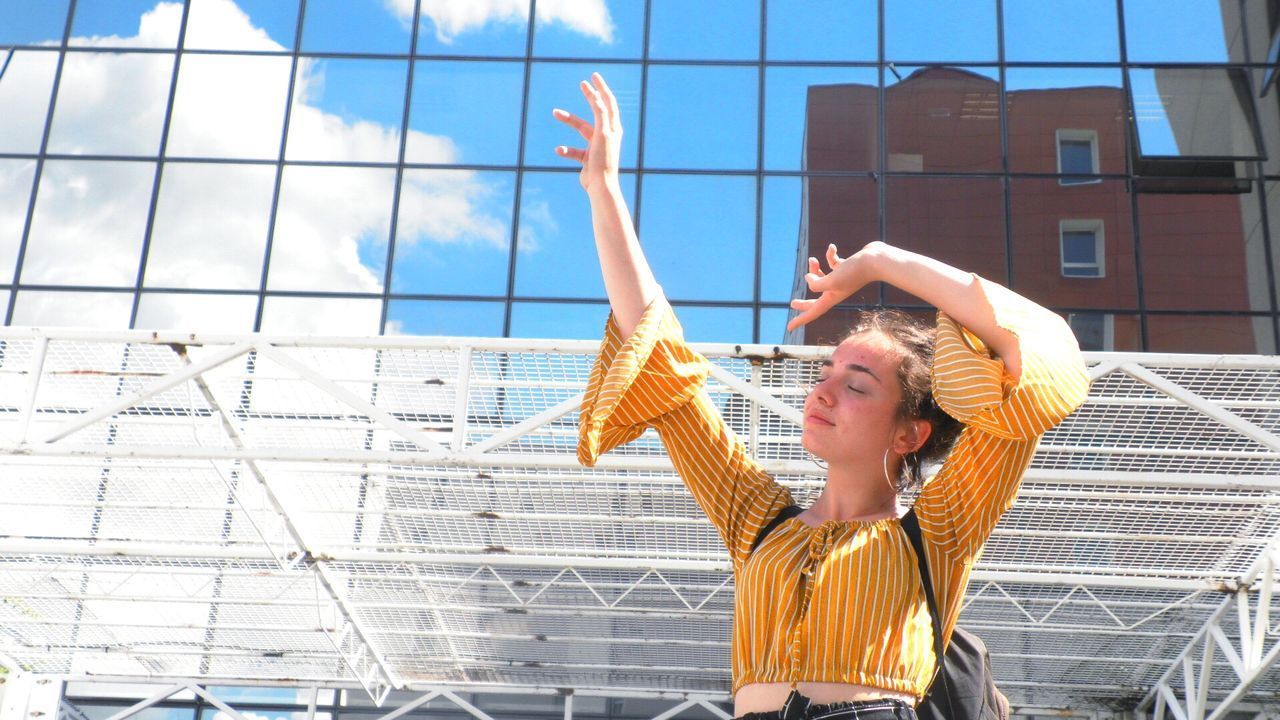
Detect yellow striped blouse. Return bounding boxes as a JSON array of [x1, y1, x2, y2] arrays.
[[577, 275, 1090, 701]]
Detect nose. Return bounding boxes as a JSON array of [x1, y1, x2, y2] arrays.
[[809, 376, 836, 407]]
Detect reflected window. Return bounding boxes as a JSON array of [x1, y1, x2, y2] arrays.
[[416, 0, 528, 57], [766, 0, 876, 61], [185, 0, 298, 51], [301, 0, 410, 54], [47, 52, 173, 156], [69, 0, 180, 48], [392, 169, 514, 297], [644, 65, 757, 170], [260, 296, 381, 335], [166, 54, 292, 160], [638, 174, 755, 302], [1003, 0, 1119, 62], [0, 160, 38, 281], [526, 62, 642, 169], [1123, 0, 1231, 62], [532, 0, 644, 59], [268, 165, 396, 293], [0, 51, 60, 154], [1129, 69, 1262, 160], [407, 61, 524, 166], [885, 66, 1001, 174], [285, 58, 407, 163], [145, 163, 276, 290], [514, 171, 636, 299], [11, 290, 132, 328], [1057, 130, 1099, 184], [885, 0, 996, 62], [134, 293, 257, 333], [765, 66, 878, 172], [386, 299, 505, 337], [648, 0, 760, 61], [1060, 220, 1104, 277], [1, 1, 69, 44], [1067, 313, 1112, 351], [23, 160, 154, 286], [1006, 68, 1125, 176]]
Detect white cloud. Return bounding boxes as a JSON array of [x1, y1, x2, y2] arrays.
[[391, 0, 615, 45], [0, 0, 520, 335]]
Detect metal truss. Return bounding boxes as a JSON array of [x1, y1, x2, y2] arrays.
[[0, 328, 1278, 713]]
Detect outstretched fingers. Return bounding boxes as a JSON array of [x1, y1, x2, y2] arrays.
[[552, 108, 593, 142], [593, 72, 621, 132]]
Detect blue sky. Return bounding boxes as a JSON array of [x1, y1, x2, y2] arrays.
[[0, 0, 1253, 340]]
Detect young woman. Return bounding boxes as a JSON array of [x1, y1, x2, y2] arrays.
[[555, 73, 1090, 720]]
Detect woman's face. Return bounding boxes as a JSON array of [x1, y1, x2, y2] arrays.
[[801, 331, 907, 465]]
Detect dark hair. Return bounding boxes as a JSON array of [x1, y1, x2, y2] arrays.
[[842, 308, 964, 492]]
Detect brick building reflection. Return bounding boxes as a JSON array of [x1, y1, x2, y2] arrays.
[[788, 66, 1267, 353]]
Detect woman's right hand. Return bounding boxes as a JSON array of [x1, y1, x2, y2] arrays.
[[553, 72, 622, 193]]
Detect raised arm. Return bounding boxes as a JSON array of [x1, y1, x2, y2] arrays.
[[553, 72, 657, 337]]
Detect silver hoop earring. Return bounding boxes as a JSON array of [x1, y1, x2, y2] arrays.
[[882, 447, 897, 493], [812, 457, 828, 471]]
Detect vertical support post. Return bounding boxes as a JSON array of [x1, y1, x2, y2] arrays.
[[18, 336, 48, 444], [451, 346, 473, 452]]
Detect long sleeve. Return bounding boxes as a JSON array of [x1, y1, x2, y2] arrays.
[[914, 274, 1091, 560], [578, 293, 794, 570]]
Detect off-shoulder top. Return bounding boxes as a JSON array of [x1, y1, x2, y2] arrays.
[[576, 275, 1090, 701]]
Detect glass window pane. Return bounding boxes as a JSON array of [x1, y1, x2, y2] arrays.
[[759, 306, 790, 345], [639, 174, 755, 302], [1006, 68, 1125, 175], [884, 176, 1005, 302], [1010, 179, 1136, 310], [69, 0, 180, 48], [1129, 68, 1261, 159], [23, 160, 154, 286], [0, 51, 60, 153], [185, 0, 299, 51], [526, 62, 641, 169], [1003, 0, 1119, 62], [514, 171, 636, 299], [509, 301, 607, 339], [0, 160, 38, 282], [1269, 182, 1280, 308], [205, 688, 319, 705], [766, 0, 875, 61], [885, 66, 1001, 173], [285, 58, 407, 163], [532, 0, 644, 59], [885, 0, 996, 63], [774, 176, 879, 309], [134, 293, 257, 333], [1061, 231, 1096, 263], [1059, 140, 1094, 175], [268, 165, 395, 292], [407, 60, 524, 166], [416, 1, 529, 57], [1147, 314, 1276, 354], [166, 54, 292, 159], [12, 290, 132, 327], [1123, 0, 1231, 62], [260, 296, 381, 335], [0, 0, 69, 44], [145, 163, 275, 290], [761, 176, 802, 304], [47, 52, 173, 156], [671, 304, 752, 343], [392, 169, 515, 296], [765, 66, 878, 172], [644, 65, 757, 170], [648, 0, 760, 61], [1138, 184, 1270, 312], [386, 299, 505, 336], [1067, 312, 1143, 351], [301, 0, 410, 54]]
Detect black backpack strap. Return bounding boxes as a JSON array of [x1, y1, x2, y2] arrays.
[[901, 508, 954, 714], [750, 504, 803, 555]]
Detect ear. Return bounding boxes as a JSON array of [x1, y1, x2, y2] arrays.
[[894, 418, 932, 455]]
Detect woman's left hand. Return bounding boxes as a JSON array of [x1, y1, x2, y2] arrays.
[[786, 241, 887, 331]]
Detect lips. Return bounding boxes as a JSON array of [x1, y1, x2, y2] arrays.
[[805, 413, 834, 426]]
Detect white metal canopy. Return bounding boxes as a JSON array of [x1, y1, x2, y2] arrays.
[[0, 327, 1278, 718]]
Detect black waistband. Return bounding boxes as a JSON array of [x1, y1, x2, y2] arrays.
[[733, 689, 914, 720]]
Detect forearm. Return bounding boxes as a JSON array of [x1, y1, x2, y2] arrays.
[[587, 179, 659, 337], [865, 243, 1023, 379]]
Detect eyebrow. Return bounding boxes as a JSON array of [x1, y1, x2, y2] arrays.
[[820, 359, 883, 384]]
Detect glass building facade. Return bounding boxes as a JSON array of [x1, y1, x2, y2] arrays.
[[1, 0, 1279, 352]]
